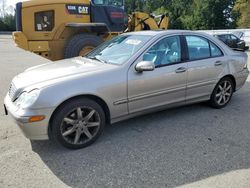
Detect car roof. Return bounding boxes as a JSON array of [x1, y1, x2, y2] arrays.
[[214, 34, 230, 36], [123, 30, 192, 36], [123, 30, 233, 55], [124, 30, 220, 41]]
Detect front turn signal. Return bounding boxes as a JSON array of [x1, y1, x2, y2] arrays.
[[29, 115, 45, 123]]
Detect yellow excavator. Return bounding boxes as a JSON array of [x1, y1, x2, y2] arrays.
[[13, 0, 169, 61]]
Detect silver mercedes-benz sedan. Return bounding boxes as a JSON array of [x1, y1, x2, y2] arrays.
[[4, 30, 249, 149]]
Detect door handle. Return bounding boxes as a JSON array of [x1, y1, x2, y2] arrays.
[[215, 61, 223, 66], [175, 67, 187, 73]]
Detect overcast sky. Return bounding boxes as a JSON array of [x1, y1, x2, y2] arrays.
[[0, 0, 26, 16], [6, 0, 25, 7]]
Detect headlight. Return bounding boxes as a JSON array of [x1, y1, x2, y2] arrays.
[[15, 89, 40, 108]]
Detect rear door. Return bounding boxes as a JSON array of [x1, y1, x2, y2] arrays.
[[184, 35, 226, 102]]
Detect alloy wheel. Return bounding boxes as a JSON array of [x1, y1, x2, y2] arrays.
[[60, 107, 101, 145], [215, 80, 233, 106]]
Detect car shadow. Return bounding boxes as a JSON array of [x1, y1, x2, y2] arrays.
[[31, 81, 250, 187]]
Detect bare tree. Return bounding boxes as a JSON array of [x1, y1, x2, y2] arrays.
[[6, 5, 14, 15], [0, 0, 7, 17]]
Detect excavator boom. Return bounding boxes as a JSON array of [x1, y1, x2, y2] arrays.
[[126, 12, 169, 32]]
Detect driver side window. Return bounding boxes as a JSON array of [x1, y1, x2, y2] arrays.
[[92, 0, 123, 6], [143, 36, 181, 67], [92, 0, 104, 5]]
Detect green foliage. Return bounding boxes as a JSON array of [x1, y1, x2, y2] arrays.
[[181, 0, 237, 30], [0, 18, 8, 31], [0, 14, 16, 31], [234, 0, 250, 28], [0, 0, 247, 31], [125, 0, 239, 29]]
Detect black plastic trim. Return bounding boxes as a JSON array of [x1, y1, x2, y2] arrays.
[[16, 2, 22, 31], [3, 104, 8, 116]]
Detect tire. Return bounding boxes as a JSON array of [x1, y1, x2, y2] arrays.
[[209, 77, 234, 109], [51, 98, 106, 149], [64, 34, 103, 59]]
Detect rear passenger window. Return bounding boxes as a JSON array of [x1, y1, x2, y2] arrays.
[[186, 36, 210, 60], [186, 36, 223, 60], [210, 42, 223, 57], [230, 35, 238, 40]]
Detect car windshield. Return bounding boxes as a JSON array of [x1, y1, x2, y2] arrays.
[[86, 35, 152, 65]]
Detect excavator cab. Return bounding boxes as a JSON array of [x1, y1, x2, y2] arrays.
[[91, 0, 125, 32]]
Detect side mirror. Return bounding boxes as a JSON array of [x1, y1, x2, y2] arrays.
[[135, 61, 155, 72]]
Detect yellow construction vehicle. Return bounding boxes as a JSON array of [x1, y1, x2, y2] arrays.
[[13, 0, 169, 61]]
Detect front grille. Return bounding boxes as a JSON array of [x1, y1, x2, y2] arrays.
[[9, 83, 17, 101]]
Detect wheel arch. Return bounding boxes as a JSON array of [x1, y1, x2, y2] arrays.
[[221, 74, 236, 92], [57, 23, 109, 42], [48, 94, 111, 137], [65, 23, 110, 33]]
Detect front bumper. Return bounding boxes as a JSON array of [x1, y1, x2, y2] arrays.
[[4, 94, 54, 140]]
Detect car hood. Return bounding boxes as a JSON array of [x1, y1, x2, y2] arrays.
[[13, 57, 115, 90], [233, 31, 244, 39]]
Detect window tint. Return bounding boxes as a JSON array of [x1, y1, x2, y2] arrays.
[[186, 36, 210, 60], [35, 11, 54, 31], [210, 42, 223, 57], [143, 36, 181, 67], [230, 35, 238, 40], [225, 35, 229, 40], [220, 35, 226, 40], [219, 35, 230, 40], [92, 0, 123, 6]]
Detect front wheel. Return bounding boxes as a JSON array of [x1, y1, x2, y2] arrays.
[[51, 98, 106, 149], [209, 77, 234, 109]]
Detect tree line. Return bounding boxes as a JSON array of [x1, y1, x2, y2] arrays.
[[0, 0, 15, 31], [125, 0, 250, 29], [0, 14, 15, 31], [0, 0, 249, 31]]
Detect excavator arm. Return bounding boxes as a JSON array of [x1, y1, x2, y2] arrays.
[[126, 12, 169, 32]]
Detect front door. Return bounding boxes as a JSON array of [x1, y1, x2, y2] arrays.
[[127, 35, 188, 114]]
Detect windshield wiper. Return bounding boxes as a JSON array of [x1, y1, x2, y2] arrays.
[[88, 56, 107, 64]]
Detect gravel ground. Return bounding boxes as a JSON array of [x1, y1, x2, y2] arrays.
[[0, 35, 250, 188]]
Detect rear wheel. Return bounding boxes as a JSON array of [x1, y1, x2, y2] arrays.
[[210, 77, 234, 109], [64, 34, 103, 59], [51, 98, 106, 149]]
